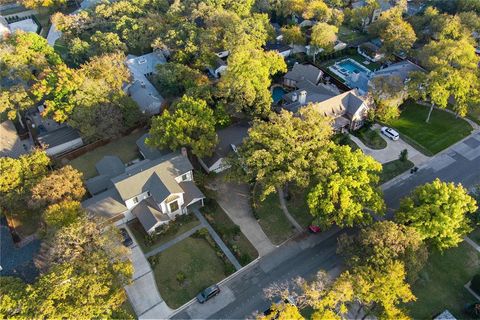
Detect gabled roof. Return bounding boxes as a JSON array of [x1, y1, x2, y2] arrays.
[[284, 64, 323, 84], [311, 90, 366, 119], [265, 42, 292, 53], [111, 153, 192, 201], [95, 155, 125, 177], [82, 188, 127, 220], [180, 181, 205, 206], [136, 133, 169, 160], [283, 80, 339, 113], [132, 198, 169, 232], [372, 60, 425, 82], [85, 174, 111, 195]]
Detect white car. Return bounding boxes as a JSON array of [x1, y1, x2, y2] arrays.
[[381, 127, 399, 141]]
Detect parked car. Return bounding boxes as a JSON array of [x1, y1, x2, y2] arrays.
[[119, 228, 133, 247], [196, 284, 220, 303], [308, 225, 321, 233], [381, 127, 399, 141]]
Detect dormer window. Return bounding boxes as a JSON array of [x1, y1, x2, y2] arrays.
[[169, 200, 179, 212], [147, 191, 151, 197], [133, 196, 138, 204], [181, 173, 188, 181]]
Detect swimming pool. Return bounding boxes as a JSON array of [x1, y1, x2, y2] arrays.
[[272, 86, 287, 104], [328, 58, 371, 82]]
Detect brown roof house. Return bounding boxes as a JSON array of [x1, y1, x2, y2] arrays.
[[82, 151, 205, 234]]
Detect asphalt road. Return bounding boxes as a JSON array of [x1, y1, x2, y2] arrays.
[[174, 132, 480, 320]]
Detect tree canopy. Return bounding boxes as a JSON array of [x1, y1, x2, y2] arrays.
[[396, 178, 478, 250]]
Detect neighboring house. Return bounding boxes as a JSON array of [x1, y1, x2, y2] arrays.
[[358, 42, 384, 62], [281, 79, 369, 131], [0, 120, 30, 158], [370, 60, 425, 84], [125, 51, 166, 115], [207, 57, 227, 78], [199, 122, 249, 173], [283, 64, 323, 88], [265, 42, 292, 58], [37, 126, 83, 156], [352, 0, 402, 27], [82, 151, 205, 234], [304, 40, 347, 57], [136, 133, 169, 160]]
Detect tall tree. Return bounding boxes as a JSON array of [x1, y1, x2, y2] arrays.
[[217, 44, 286, 117], [147, 95, 218, 157], [310, 23, 338, 62], [153, 62, 209, 98], [307, 145, 384, 228], [30, 165, 85, 208], [369, 75, 407, 122], [43, 200, 85, 230], [396, 178, 478, 250], [280, 25, 306, 46], [229, 107, 333, 198]]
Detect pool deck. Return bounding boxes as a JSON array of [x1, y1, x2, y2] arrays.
[[328, 58, 372, 82]]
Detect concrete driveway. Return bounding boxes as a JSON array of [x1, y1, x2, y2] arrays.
[[206, 176, 275, 256], [350, 124, 430, 166], [122, 225, 173, 319]]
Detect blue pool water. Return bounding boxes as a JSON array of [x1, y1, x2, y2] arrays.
[[272, 87, 287, 103], [337, 59, 369, 74]]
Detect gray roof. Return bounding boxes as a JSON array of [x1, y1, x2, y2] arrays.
[[201, 122, 249, 168], [284, 64, 323, 85], [37, 126, 81, 149], [95, 155, 125, 177], [372, 60, 425, 83], [111, 153, 193, 202], [136, 133, 169, 160], [265, 42, 291, 53], [85, 174, 112, 195], [283, 80, 339, 113], [311, 90, 366, 119], [132, 198, 169, 232], [180, 181, 205, 206], [82, 188, 127, 220], [0, 120, 26, 158], [346, 72, 370, 94]]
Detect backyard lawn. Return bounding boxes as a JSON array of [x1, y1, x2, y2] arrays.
[[353, 127, 387, 150], [253, 189, 295, 245], [149, 234, 234, 308], [337, 25, 370, 45], [387, 102, 473, 155], [379, 159, 414, 184], [407, 242, 480, 319], [201, 199, 258, 265], [68, 129, 146, 179], [127, 214, 200, 254]]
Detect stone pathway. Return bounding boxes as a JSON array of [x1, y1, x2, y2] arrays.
[[277, 187, 303, 232], [464, 236, 480, 253]]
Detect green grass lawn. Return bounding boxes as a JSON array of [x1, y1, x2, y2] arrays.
[[252, 189, 295, 245], [407, 242, 480, 319], [127, 214, 200, 254], [68, 130, 146, 179], [387, 102, 473, 155], [285, 187, 312, 228], [337, 25, 370, 45], [149, 234, 233, 308], [469, 228, 480, 245], [379, 159, 414, 184], [201, 199, 258, 266], [353, 127, 387, 150]]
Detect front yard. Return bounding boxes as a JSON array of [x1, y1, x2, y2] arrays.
[[148, 232, 234, 308], [379, 159, 414, 184], [68, 129, 146, 179], [353, 127, 387, 150], [285, 187, 313, 228], [127, 213, 200, 253], [201, 199, 258, 265], [387, 102, 473, 155], [252, 188, 295, 245], [407, 242, 480, 319]]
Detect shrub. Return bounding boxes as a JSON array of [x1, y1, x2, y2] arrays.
[[176, 271, 186, 284], [399, 149, 409, 162], [471, 274, 480, 295]]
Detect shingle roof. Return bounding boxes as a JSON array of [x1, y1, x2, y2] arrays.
[[180, 181, 205, 206], [132, 198, 169, 232], [265, 43, 292, 53], [283, 80, 339, 113], [111, 153, 193, 202], [136, 133, 170, 160], [82, 188, 127, 220], [372, 60, 425, 82], [85, 174, 111, 195], [284, 64, 323, 84], [0, 120, 26, 158], [37, 126, 81, 148], [95, 155, 125, 177], [311, 90, 366, 119]]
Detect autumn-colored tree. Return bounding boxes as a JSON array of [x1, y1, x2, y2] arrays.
[[396, 178, 477, 250], [147, 95, 218, 157], [43, 200, 85, 230], [30, 166, 85, 208]]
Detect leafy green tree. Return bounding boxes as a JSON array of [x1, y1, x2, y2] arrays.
[[20, 0, 68, 9], [396, 178, 478, 250], [372, 9, 416, 57], [217, 44, 286, 117], [90, 31, 127, 56], [310, 23, 338, 62], [68, 37, 91, 66], [147, 95, 218, 157], [0, 276, 28, 318], [307, 145, 384, 228], [343, 0, 379, 30], [154, 62, 209, 98], [43, 200, 85, 230], [30, 165, 85, 208], [0, 85, 34, 122], [369, 75, 407, 122], [302, 0, 332, 22], [280, 25, 305, 46], [230, 107, 333, 198], [338, 221, 428, 282]]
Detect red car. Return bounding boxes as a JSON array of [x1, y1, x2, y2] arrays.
[[308, 225, 321, 233]]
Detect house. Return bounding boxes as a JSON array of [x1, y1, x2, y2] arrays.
[[280, 80, 369, 131], [199, 122, 249, 173], [283, 64, 323, 88], [0, 120, 30, 158], [351, 0, 403, 27], [136, 133, 169, 160], [358, 42, 384, 62], [125, 51, 166, 115], [207, 57, 227, 78], [370, 60, 425, 84], [265, 42, 292, 58], [37, 126, 83, 156], [82, 151, 205, 234]]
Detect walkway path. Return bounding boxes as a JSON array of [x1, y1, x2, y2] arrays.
[[193, 209, 242, 271], [277, 187, 303, 232], [464, 236, 480, 253], [144, 225, 203, 258]]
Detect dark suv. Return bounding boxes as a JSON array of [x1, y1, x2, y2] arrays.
[[120, 228, 133, 247], [196, 285, 220, 303]]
